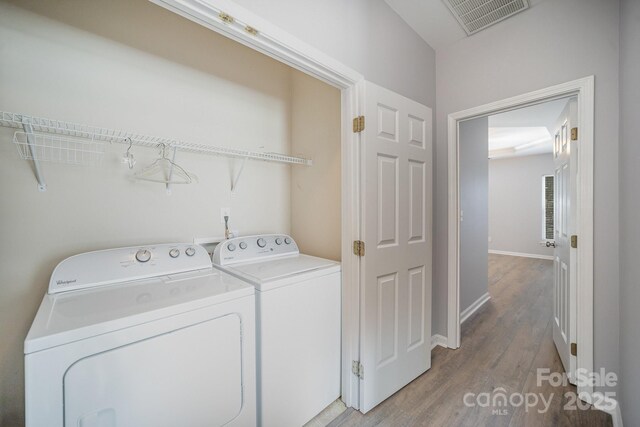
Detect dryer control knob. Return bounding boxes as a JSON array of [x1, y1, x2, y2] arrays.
[[257, 238, 267, 248], [275, 237, 283, 245], [239, 242, 247, 250], [185, 247, 196, 257], [135, 249, 151, 263], [169, 248, 180, 258], [284, 237, 292, 245], [227, 243, 236, 252]]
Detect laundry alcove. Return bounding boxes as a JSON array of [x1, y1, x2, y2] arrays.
[[0, 1, 342, 422]]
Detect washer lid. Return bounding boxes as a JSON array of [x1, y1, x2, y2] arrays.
[[221, 254, 341, 290], [25, 268, 253, 354]]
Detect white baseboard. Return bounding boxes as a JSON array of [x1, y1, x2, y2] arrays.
[[430, 334, 448, 350], [489, 249, 554, 260], [591, 394, 623, 427], [460, 292, 491, 324]]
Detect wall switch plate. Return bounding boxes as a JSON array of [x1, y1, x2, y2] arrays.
[[220, 207, 231, 224]]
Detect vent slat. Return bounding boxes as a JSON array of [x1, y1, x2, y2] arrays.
[[444, 0, 529, 35]]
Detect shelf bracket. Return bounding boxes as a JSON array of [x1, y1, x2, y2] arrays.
[[165, 146, 178, 195], [230, 157, 248, 193], [21, 120, 47, 192]]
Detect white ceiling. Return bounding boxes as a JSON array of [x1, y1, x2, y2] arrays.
[[385, 0, 546, 50], [488, 97, 570, 159]]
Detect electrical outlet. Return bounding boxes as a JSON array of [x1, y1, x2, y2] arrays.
[[220, 207, 231, 224]]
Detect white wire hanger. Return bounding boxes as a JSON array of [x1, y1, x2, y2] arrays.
[[134, 143, 197, 193]]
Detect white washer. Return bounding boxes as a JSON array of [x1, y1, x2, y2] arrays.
[[24, 243, 256, 427], [213, 234, 341, 427]]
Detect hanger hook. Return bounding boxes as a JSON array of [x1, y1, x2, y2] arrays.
[[157, 143, 168, 158], [125, 137, 133, 155]]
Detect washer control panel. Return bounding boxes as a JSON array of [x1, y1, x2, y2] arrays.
[[213, 234, 299, 266], [49, 243, 211, 294]]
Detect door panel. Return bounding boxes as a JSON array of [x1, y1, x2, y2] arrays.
[[408, 266, 426, 350], [377, 155, 399, 246], [552, 98, 578, 383], [360, 81, 432, 413], [409, 160, 426, 243]]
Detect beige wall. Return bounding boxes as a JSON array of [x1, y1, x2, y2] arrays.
[[290, 72, 342, 261], [0, 1, 338, 424]]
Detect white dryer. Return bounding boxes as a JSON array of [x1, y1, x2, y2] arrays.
[[24, 243, 256, 427], [212, 234, 341, 427]]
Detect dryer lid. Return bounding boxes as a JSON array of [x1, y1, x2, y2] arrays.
[[25, 268, 253, 354]]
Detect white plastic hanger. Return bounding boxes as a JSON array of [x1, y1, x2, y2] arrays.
[[134, 144, 197, 193]]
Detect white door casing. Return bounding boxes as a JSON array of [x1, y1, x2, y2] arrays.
[[359, 81, 433, 413], [447, 76, 595, 401], [552, 98, 578, 383]]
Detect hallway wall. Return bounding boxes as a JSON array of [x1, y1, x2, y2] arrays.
[[619, 0, 640, 423], [230, 0, 436, 108], [459, 117, 489, 313], [434, 0, 620, 394], [489, 154, 555, 258]]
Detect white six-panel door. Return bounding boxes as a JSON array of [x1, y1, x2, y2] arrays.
[[359, 81, 432, 413], [552, 98, 578, 383]]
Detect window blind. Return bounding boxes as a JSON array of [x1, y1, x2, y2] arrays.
[[544, 175, 554, 240]]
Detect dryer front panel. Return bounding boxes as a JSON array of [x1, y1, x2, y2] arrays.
[[63, 314, 243, 427]]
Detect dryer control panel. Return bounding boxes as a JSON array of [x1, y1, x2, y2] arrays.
[[49, 244, 211, 294], [213, 234, 299, 266]]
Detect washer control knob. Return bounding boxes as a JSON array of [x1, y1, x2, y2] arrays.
[[284, 237, 292, 245], [227, 243, 236, 252], [185, 247, 196, 257], [275, 237, 283, 245], [239, 242, 247, 250], [257, 238, 267, 248], [135, 249, 151, 263], [169, 248, 180, 258]]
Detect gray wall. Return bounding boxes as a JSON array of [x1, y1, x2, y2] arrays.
[[231, 0, 436, 108], [434, 0, 620, 392], [459, 117, 489, 312], [489, 154, 555, 258], [619, 0, 640, 424]]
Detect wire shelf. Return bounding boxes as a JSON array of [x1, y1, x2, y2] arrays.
[[13, 132, 105, 166], [0, 111, 312, 165]]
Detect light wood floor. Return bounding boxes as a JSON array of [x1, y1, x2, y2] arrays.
[[329, 254, 612, 427]]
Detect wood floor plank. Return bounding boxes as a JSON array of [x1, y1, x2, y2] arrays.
[[331, 255, 612, 427]]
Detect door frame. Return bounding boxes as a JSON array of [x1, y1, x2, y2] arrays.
[[149, 0, 364, 409], [447, 76, 595, 399]]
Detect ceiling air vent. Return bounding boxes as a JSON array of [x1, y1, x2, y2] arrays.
[[443, 0, 530, 35]]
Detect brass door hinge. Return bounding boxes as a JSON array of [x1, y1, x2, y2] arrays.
[[353, 116, 365, 133], [571, 342, 577, 356], [244, 25, 258, 36], [571, 127, 578, 141], [571, 235, 578, 249], [352, 360, 364, 379], [219, 12, 234, 24], [353, 240, 365, 257]]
